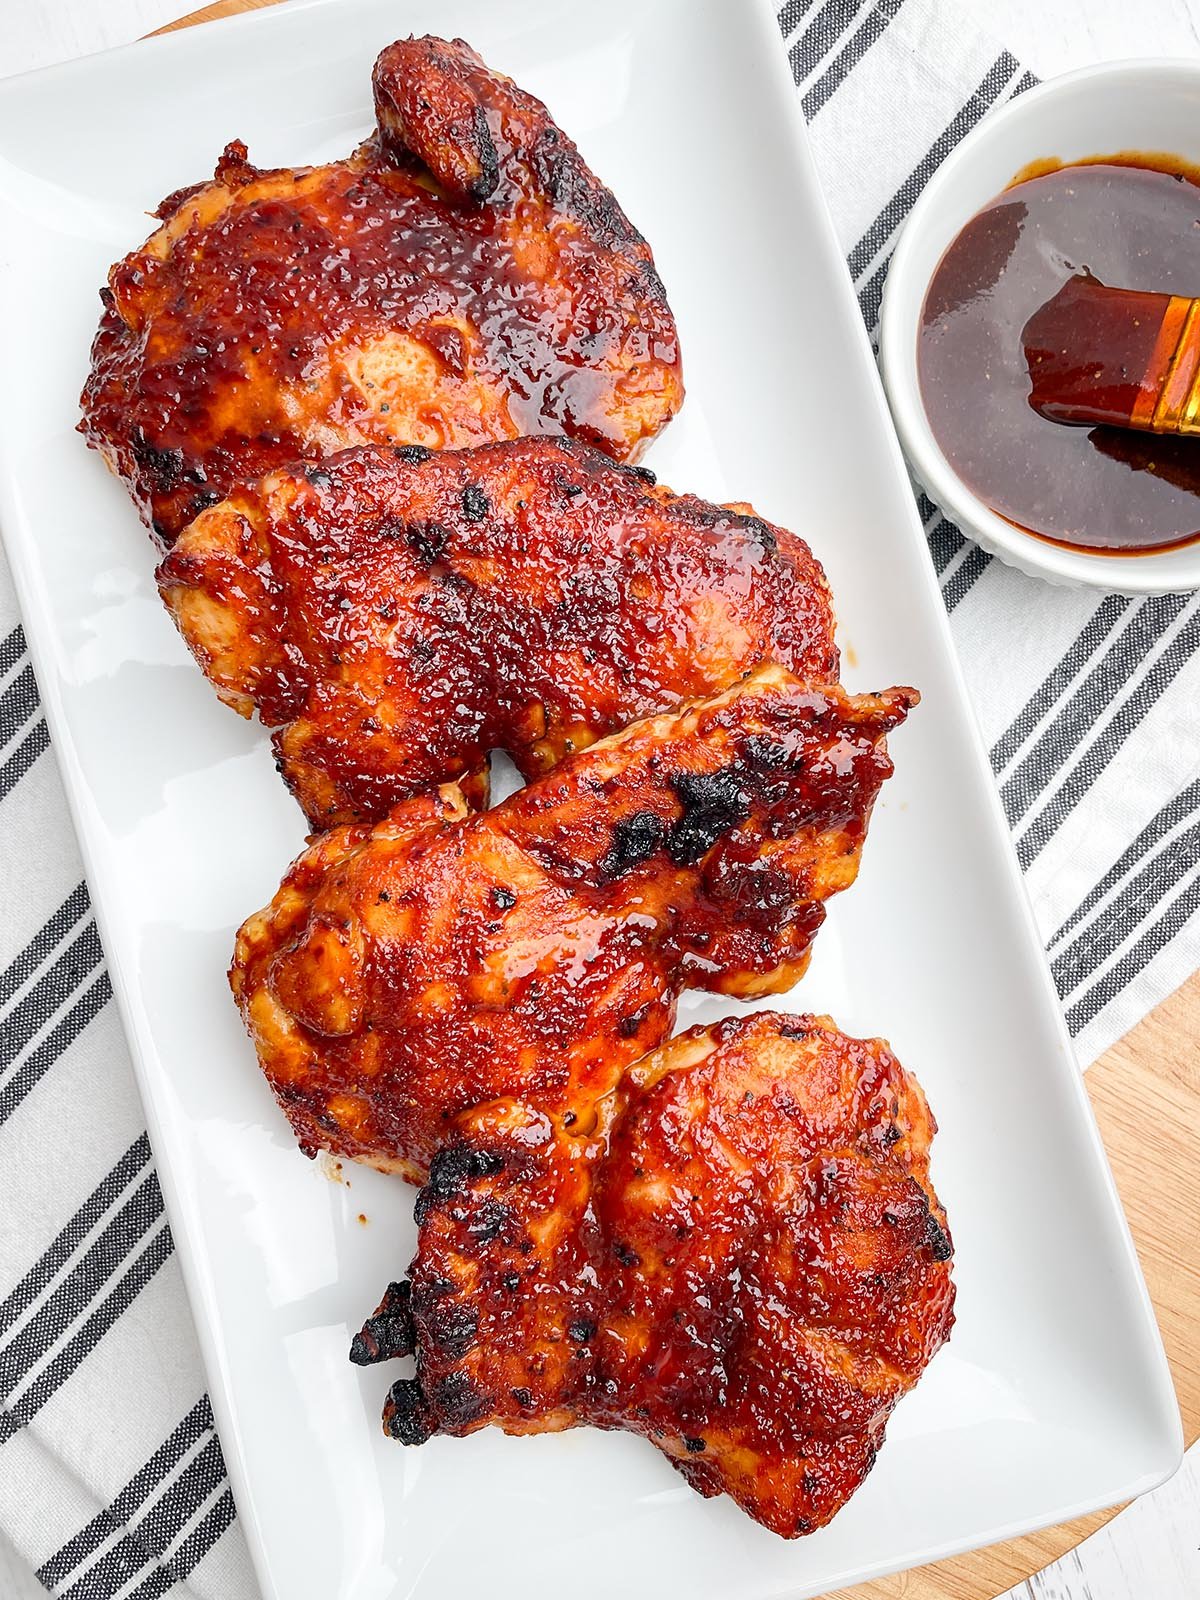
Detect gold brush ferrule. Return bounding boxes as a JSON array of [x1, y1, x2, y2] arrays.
[[1148, 295, 1200, 437]]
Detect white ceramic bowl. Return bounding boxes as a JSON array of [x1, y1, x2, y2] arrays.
[[881, 59, 1200, 595]]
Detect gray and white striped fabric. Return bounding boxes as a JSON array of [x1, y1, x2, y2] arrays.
[[797, 0, 1200, 1065], [1, 1, 1197, 1594]]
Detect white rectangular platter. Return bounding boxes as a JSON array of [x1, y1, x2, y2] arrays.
[[0, 1, 1182, 1596]]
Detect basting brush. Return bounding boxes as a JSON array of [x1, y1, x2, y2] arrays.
[[1023, 271, 1200, 436]]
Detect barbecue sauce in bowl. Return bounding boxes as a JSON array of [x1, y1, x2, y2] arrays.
[[917, 156, 1200, 554]]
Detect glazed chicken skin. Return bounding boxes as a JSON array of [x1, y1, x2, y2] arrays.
[[80, 35, 683, 546], [158, 437, 839, 827], [231, 666, 916, 1180], [351, 1013, 955, 1539]]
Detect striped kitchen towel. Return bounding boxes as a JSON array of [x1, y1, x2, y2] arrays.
[[797, 0, 1200, 1067], [1, 0, 1198, 1595]]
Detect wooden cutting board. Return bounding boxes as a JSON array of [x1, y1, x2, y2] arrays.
[[150, 4, 1200, 1594]]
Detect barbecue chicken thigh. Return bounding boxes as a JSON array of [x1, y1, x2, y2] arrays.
[[231, 666, 916, 1180], [159, 438, 838, 827], [353, 1012, 955, 1538], [80, 35, 683, 545]]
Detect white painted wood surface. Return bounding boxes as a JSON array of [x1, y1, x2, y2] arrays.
[[0, 2, 1197, 1597]]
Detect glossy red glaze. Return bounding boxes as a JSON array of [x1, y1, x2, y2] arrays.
[[919, 159, 1200, 552], [230, 667, 916, 1179], [80, 36, 683, 544], [158, 437, 839, 827], [380, 1013, 954, 1538], [1024, 275, 1172, 430]]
